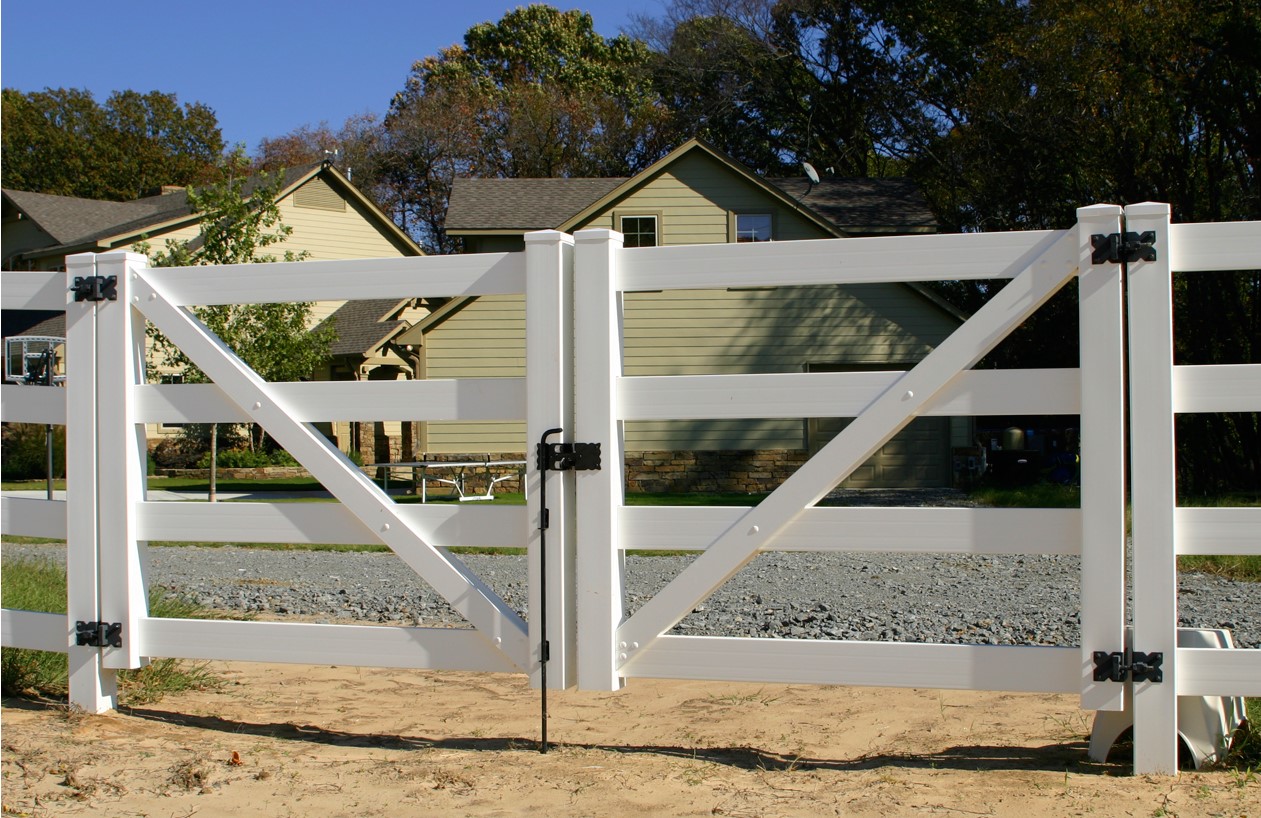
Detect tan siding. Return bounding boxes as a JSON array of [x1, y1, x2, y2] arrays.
[[423, 294, 526, 452], [277, 193, 409, 261], [574, 151, 829, 246], [3, 220, 57, 260]]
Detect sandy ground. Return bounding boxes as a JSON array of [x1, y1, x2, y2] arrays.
[[2, 662, 1257, 818]]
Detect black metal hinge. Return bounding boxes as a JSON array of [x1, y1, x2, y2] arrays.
[[75, 620, 123, 648], [536, 441, 602, 472], [1091, 231, 1158, 265], [72, 275, 118, 302], [1093, 650, 1164, 683]]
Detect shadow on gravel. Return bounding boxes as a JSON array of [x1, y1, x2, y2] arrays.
[[119, 705, 1122, 775]]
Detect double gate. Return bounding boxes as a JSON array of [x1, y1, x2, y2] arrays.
[[3, 203, 1259, 774]]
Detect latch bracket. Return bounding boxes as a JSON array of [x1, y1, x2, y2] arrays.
[[75, 620, 123, 648], [72, 275, 118, 302], [1093, 650, 1164, 683], [536, 441, 601, 472], [1091, 231, 1157, 265]]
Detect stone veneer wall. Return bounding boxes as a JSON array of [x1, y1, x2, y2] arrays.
[[624, 450, 809, 494]]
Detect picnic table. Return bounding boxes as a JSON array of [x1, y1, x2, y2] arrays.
[[366, 459, 527, 502]]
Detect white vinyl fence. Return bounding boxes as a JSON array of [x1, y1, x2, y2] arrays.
[[2, 204, 1258, 776]]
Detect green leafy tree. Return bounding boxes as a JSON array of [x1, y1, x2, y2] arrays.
[[141, 151, 337, 499], [2, 88, 224, 200], [382, 5, 674, 252]]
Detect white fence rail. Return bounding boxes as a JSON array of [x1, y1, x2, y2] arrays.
[[2, 205, 1258, 776]]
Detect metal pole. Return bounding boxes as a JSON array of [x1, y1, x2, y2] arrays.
[[44, 349, 56, 500], [535, 427, 563, 754]]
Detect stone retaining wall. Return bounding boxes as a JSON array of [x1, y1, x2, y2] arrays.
[[624, 449, 808, 494]]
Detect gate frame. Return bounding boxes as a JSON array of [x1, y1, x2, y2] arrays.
[[3, 204, 1259, 776]]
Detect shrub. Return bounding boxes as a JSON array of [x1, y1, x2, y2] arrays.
[[1, 423, 66, 480], [195, 447, 298, 469]]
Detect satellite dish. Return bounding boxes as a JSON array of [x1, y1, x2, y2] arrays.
[[802, 162, 821, 184]]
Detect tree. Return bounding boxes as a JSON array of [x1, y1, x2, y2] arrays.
[[634, 0, 915, 176], [382, 5, 674, 252], [2, 88, 224, 200], [141, 150, 337, 500]]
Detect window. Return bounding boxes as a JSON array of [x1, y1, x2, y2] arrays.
[[620, 215, 658, 248], [735, 213, 773, 243]]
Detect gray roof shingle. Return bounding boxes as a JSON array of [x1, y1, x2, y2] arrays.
[[766, 177, 936, 232], [445, 173, 934, 235], [3, 163, 324, 254], [445, 178, 626, 231], [318, 299, 411, 357]]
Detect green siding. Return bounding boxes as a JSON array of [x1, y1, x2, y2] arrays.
[[421, 281, 959, 455], [574, 150, 828, 245]]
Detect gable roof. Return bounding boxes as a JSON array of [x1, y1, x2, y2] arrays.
[[318, 298, 413, 357], [446, 178, 625, 233], [445, 138, 936, 237], [3, 162, 422, 263], [765, 176, 937, 234]]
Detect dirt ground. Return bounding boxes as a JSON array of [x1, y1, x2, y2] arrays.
[[2, 662, 1257, 818]]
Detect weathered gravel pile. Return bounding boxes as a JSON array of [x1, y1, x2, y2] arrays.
[[5, 543, 1257, 648]]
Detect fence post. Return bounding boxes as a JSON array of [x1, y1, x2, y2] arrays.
[[64, 253, 118, 712], [573, 228, 626, 691], [1076, 204, 1127, 713], [95, 253, 152, 672], [1125, 202, 1179, 774], [525, 231, 576, 690]]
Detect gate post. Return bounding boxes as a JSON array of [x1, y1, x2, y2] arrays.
[[1125, 202, 1179, 774], [525, 231, 577, 689], [573, 228, 626, 691], [1076, 205, 1127, 713], [95, 253, 152, 672], [64, 253, 118, 712]]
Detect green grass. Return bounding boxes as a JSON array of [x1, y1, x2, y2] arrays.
[[970, 483, 1261, 582], [1, 557, 221, 704], [1179, 555, 1261, 582], [968, 483, 1081, 508]]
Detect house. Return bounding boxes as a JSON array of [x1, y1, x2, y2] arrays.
[[313, 298, 431, 464], [399, 139, 970, 490], [3, 161, 425, 444]]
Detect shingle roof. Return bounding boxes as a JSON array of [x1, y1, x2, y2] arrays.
[[3, 163, 324, 254], [2, 189, 184, 247], [3, 311, 65, 339], [318, 299, 411, 357], [445, 174, 933, 235], [445, 177, 626, 231], [766, 177, 936, 233]]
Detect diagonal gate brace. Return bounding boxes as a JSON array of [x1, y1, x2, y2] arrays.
[[615, 230, 1082, 663], [134, 267, 530, 669]]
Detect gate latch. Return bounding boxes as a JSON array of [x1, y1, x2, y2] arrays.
[[1091, 232, 1157, 265], [1093, 650, 1164, 683], [75, 620, 123, 648], [536, 441, 601, 472], [72, 275, 118, 302]]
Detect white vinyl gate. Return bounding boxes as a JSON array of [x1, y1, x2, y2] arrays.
[[2, 204, 1259, 775]]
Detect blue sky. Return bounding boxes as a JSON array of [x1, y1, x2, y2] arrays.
[[2, 1, 662, 154]]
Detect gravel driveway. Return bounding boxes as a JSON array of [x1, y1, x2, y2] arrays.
[[4, 490, 1257, 648]]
